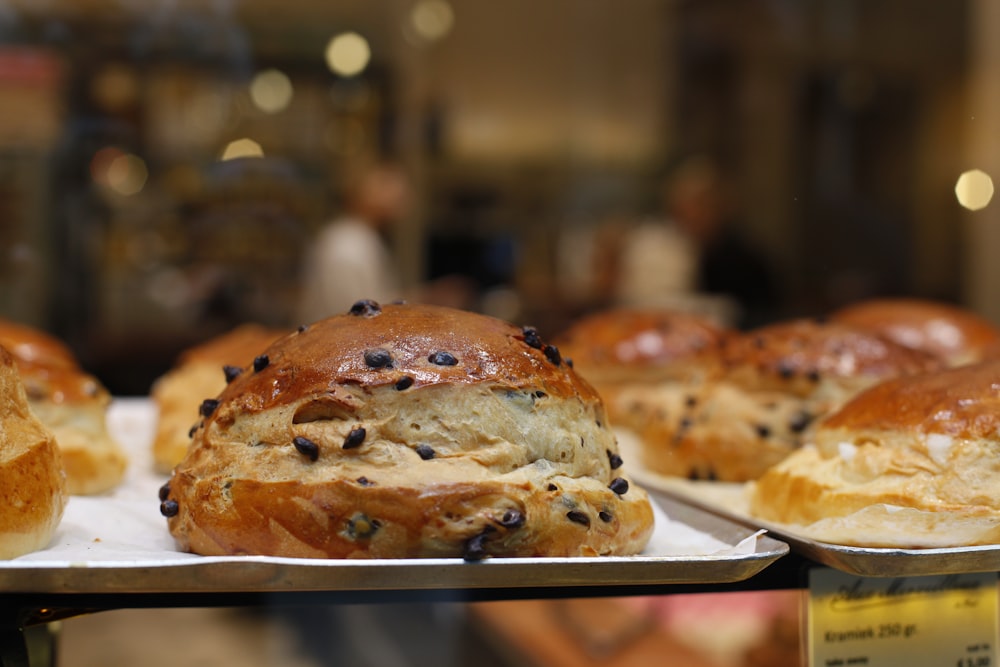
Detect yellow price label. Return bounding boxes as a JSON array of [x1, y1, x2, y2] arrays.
[[808, 568, 998, 667]]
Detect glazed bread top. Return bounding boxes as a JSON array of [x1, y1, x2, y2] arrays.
[[718, 318, 943, 396], [167, 300, 654, 559], [830, 298, 1000, 366], [818, 358, 1000, 439], [212, 300, 600, 420], [554, 307, 729, 384], [174, 323, 287, 368], [0, 319, 102, 403]]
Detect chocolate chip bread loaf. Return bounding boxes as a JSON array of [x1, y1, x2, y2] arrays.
[[162, 301, 654, 559], [554, 307, 731, 426], [830, 297, 1000, 367], [622, 318, 942, 482]]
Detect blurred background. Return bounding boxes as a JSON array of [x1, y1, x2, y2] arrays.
[[3, 2, 995, 666], [2, 0, 998, 394]]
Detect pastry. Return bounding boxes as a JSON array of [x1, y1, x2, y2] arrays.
[[0, 319, 127, 495], [830, 297, 1000, 366], [749, 359, 1000, 547], [621, 318, 941, 482], [0, 344, 66, 558], [150, 324, 286, 473], [553, 307, 730, 411], [162, 300, 654, 559]]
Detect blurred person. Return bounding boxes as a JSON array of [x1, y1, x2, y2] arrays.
[[297, 161, 474, 324], [669, 157, 776, 327], [296, 161, 410, 323], [615, 156, 777, 328]]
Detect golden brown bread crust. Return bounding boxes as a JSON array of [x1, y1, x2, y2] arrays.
[[830, 298, 1000, 366], [554, 308, 730, 386], [818, 358, 1000, 437], [749, 359, 1000, 547], [621, 318, 943, 482], [151, 324, 287, 473], [0, 320, 127, 495], [0, 345, 67, 558], [0, 320, 92, 401], [554, 308, 730, 457], [174, 324, 288, 367], [163, 301, 654, 559], [717, 318, 942, 395]]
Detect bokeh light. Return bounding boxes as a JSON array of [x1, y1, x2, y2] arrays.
[[410, 0, 455, 42], [90, 146, 147, 195], [249, 68, 293, 114], [325, 32, 371, 77], [219, 138, 264, 161], [955, 169, 995, 211], [106, 153, 148, 195]]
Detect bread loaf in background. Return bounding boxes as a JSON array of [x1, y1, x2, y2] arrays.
[[749, 358, 1000, 547], [0, 344, 66, 558], [617, 318, 942, 482], [0, 319, 127, 495], [150, 324, 286, 473], [830, 297, 1000, 367], [553, 307, 730, 424]]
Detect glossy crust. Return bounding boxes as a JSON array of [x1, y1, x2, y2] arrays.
[[718, 318, 942, 394], [554, 308, 730, 459], [750, 359, 1000, 546], [830, 298, 1000, 366], [164, 302, 654, 559], [0, 346, 67, 558], [623, 319, 942, 482], [554, 308, 730, 386], [150, 324, 287, 473], [0, 320, 127, 495]]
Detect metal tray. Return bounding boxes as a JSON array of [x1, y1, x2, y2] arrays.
[[0, 494, 788, 595], [633, 473, 1000, 578], [0, 400, 788, 596]]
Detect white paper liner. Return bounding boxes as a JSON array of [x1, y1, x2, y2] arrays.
[[5, 398, 762, 567]]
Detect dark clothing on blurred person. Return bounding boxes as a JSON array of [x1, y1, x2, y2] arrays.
[[698, 228, 776, 328]]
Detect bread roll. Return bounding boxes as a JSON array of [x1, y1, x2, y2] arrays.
[[0, 345, 67, 558], [151, 324, 286, 473], [555, 308, 730, 386], [622, 318, 942, 482], [830, 297, 1000, 366], [554, 308, 730, 452], [163, 301, 654, 559], [0, 320, 127, 495], [749, 359, 1000, 547], [554, 307, 730, 389]]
